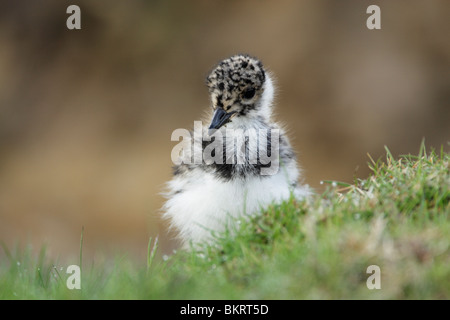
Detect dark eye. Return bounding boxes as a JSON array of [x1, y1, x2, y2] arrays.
[[242, 88, 255, 100]]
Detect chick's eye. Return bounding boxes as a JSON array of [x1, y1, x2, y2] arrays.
[[242, 88, 255, 100]]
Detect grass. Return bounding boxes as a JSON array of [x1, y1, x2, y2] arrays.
[[1, 143, 449, 299]]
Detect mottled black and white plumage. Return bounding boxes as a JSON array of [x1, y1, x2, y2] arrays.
[[163, 54, 310, 247]]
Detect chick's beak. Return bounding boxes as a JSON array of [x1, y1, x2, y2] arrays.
[[208, 108, 236, 135]]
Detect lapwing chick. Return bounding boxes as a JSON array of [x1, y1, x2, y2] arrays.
[[163, 54, 310, 247]]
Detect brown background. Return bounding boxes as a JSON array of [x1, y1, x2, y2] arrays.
[[0, 0, 449, 262]]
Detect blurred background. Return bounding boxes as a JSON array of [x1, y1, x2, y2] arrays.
[[0, 0, 449, 262]]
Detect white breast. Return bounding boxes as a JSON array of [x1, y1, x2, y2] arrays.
[[163, 164, 310, 246]]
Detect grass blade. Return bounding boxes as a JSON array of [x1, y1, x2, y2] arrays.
[[147, 236, 159, 274]]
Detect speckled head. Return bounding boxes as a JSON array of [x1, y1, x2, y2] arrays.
[[206, 54, 271, 132]]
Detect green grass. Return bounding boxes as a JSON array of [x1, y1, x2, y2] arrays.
[[1, 143, 449, 299]]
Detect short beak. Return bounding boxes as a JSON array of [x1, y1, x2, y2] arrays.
[[208, 108, 236, 135]]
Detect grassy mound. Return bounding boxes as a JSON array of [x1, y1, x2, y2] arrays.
[[1, 144, 449, 299]]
